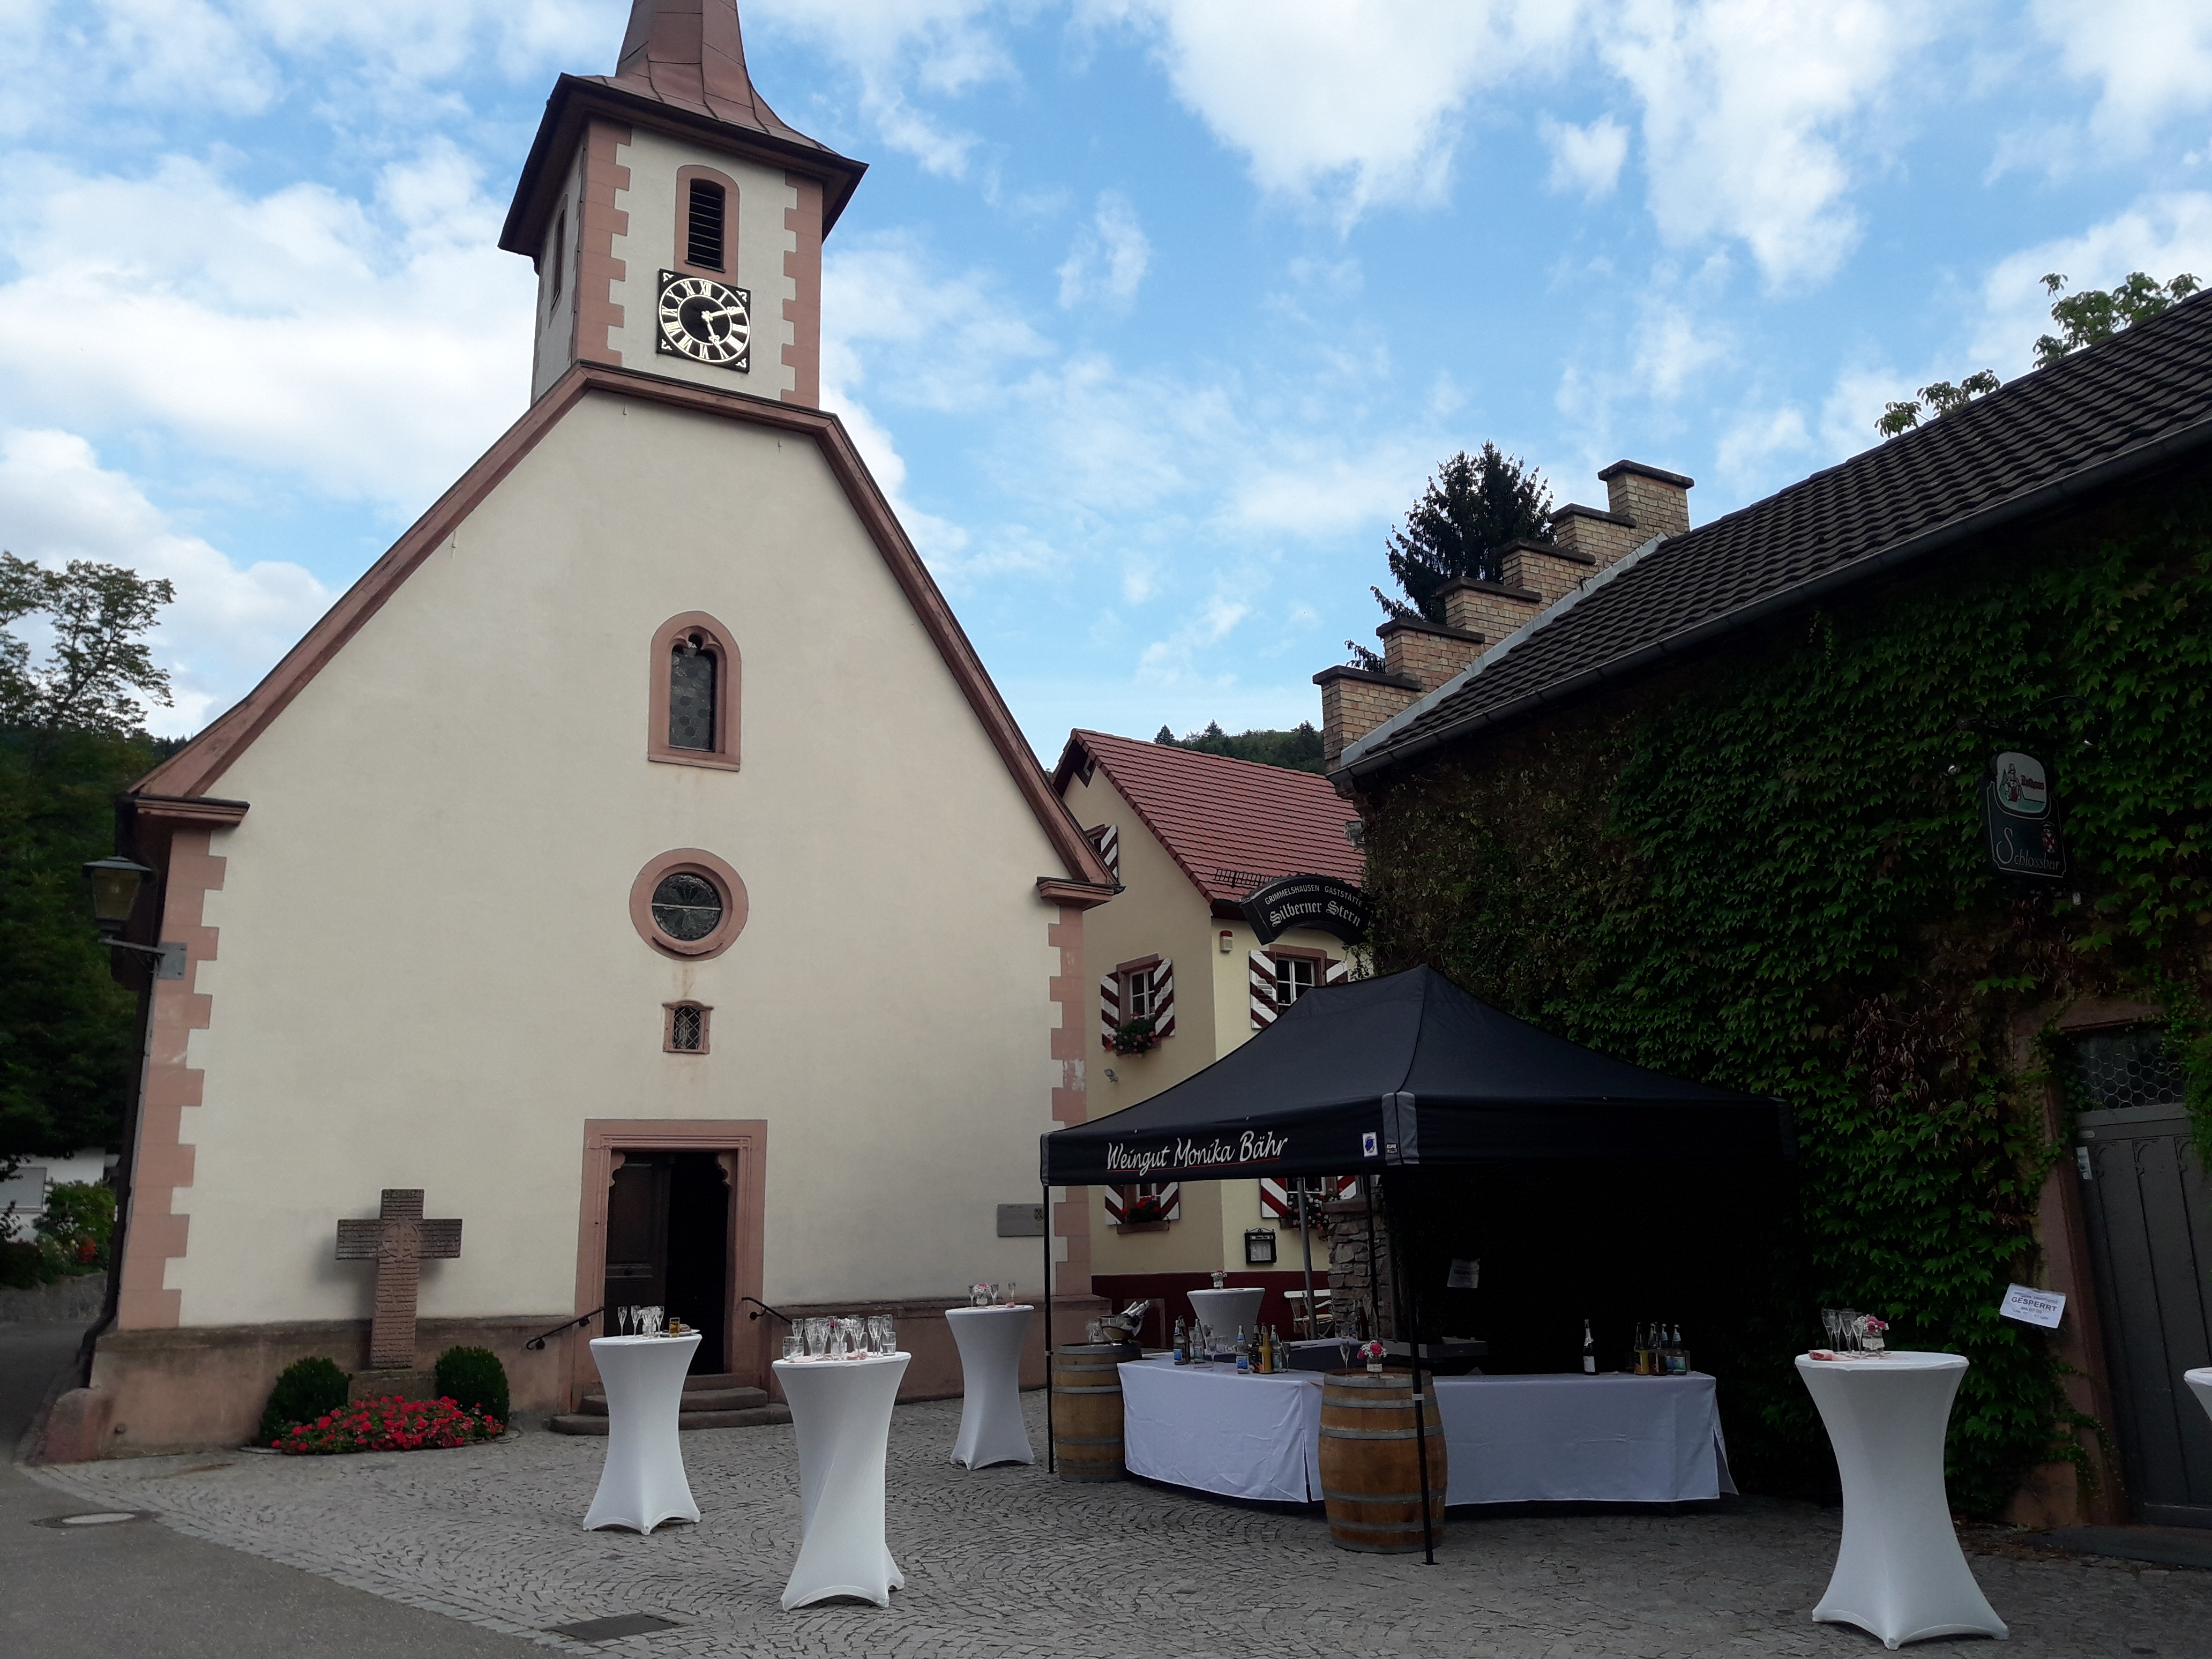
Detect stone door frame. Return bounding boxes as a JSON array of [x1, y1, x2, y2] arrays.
[[571, 1118, 767, 1406]]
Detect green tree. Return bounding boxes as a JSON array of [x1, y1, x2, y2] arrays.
[[1, 554, 178, 1165], [1349, 445, 1553, 667], [1877, 271, 2201, 438], [1153, 721, 1326, 774]]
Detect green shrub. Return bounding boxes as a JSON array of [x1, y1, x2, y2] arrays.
[[433, 1346, 509, 1426], [0, 1239, 48, 1289], [36, 1182, 116, 1271], [258, 1356, 349, 1445]]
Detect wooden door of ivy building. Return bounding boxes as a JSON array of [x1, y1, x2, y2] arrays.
[[2073, 1029, 2212, 1527]]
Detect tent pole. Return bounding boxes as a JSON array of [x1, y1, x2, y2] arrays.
[[1361, 1174, 1381, 1341], [1296, 1182, 1317, 1340], [1383, 1170, 1438, 1566], [1043, 1180, 1055, 1476]]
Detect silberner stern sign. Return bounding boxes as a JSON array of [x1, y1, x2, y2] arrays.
[[1238, 873, 1367, 947]]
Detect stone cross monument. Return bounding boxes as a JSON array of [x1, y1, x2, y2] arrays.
[[335, 1189, 462, 1371]]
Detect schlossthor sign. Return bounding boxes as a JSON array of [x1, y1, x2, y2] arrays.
[[1239, 873, 1369, 946], [1982, 749, 2067, 887]]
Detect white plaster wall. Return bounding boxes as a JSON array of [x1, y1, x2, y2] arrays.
[[1057, 763, 1342, 1279], [528, 150, 586, 405], [177, 390, 1063, 1325], [607, 129, 797, 400]]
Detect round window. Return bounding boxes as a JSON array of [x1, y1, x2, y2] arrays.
[[650, 872, 724, 941]]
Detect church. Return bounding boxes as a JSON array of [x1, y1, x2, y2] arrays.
[[59, 0, 1115, 1455]]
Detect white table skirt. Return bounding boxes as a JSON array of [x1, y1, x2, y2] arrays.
[[1432, 1373, 1735, 1505], [583, 1333, 701, 1533], [1118, 1358, 1732, 1506], [775, 1353, 910, 1610], [2189, 1367, 2212, 1429], [1796, 1351, 2007, 1650], [1119, 1357, 1322, 1503], [946, 1304, 1034, 1469]]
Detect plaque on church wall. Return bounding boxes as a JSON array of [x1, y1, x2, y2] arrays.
[[996, 1203, 1047, 1238]]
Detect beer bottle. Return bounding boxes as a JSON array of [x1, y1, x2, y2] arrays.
[[1582, 1319, 1597, 1375]]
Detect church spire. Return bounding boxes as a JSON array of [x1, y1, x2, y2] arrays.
[[606, 0, 811, 147]]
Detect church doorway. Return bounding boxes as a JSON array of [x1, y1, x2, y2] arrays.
[[604, 1151, 731, 1376], [577, 1120, 767, 1396]]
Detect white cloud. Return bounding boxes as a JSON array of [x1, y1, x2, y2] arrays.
[[1602, 0, 1919, 287], [1633, 300, 1729, 399], [0, 146, 535, 514], [2032, 0, 2212, 153], [1057, 191, 1152, 309], [0, 429, 333, 734], [1137, 590, 1254, 686], [1542, 115, 1629, 199], [744, 0, 1021, 177], [1089, 0, 1583, 220]]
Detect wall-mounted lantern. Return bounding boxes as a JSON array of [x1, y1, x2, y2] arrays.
[[80, 857, 186, 979]]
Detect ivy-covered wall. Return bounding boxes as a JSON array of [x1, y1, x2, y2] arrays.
[[1356, 470, 2212, 1517]]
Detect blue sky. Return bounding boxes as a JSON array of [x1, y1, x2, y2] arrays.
[[4, 2, 2211, 754]]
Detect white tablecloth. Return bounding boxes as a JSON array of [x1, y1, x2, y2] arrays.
[[775, 1353, 910, 1610], [1118, 1359, 1732, 1506], [583, 1333, 701, 1533], [946, 1304, 1034, 1469], [1119, 1358, 1322, 1503], [1796, 1351, 2007, 1650], [2189, 1367, 2212, 1429], [1432, 1373, 1735, 1506]]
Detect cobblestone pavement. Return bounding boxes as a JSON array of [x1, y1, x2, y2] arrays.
[[29, 1394, 2210, 1658]]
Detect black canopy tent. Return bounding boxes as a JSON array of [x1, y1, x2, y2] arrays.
[[1036, 966, 1790, 1558]]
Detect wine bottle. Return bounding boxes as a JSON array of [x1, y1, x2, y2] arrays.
[[1670, 1324, 1687, 1375], [1235, 1326, 1251, 1373], [1633, 1323, 1649, 1377], [1582, 1318, 1596, 1374]]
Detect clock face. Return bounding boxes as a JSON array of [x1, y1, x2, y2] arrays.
[[656, 272, 750, 371]]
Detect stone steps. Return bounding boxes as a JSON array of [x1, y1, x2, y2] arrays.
[[547, 1403, 790, 1436], [547, 1371, 786, 1436]]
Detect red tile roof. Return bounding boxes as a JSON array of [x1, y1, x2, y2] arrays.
[[1053, 730, 1365, 907]]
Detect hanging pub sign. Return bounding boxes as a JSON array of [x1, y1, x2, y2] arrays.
[[1982, 749, 2067, 886], [1238, 873, 1369, 946]]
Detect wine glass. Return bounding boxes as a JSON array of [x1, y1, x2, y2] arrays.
[[782, 1328, 802, 1362], [1837, 1309, 1860, 1354], [1001, 1282, 1015, 1306], [649, 1305, 665, 1338]]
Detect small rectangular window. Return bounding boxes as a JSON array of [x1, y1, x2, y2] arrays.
[[1275, 955, 1317, 1006], [686, 180, 726, 271], [549, 204, 566, 308], [1125, 968, 1153, 1020], [664, 1003, 709, 1053]]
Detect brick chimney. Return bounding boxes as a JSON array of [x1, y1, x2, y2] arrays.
[[1551, 459, 1693, 570], [1313, 613, 1486, 767]]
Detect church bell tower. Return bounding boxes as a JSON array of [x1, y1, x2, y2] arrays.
[[498, 0, 867, 408]]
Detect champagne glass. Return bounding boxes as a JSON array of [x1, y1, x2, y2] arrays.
[[782, 1328, 802, 1362], [1002, 1282, 1015, 1306]]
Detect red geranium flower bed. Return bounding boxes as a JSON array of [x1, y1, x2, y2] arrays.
[[274, 1394, 504, 1455]]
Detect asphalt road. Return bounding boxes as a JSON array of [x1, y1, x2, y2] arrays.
[[0, 1320, 536, 1658]]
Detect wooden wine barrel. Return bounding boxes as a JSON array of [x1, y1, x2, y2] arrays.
[[1051, 1343, 1136, 1482], [1317, 1369, 1447, 1553]]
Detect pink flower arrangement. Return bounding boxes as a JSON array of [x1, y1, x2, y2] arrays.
[[274, 1394, 503, 1455]]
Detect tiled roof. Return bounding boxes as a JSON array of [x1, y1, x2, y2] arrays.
[[1055, 730, 1365, 906], [1343, 287, 2212, 778]]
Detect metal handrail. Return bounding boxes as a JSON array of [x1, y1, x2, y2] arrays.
[[742, 1296, 793, 1324], [524, 1307, 603, 1350]]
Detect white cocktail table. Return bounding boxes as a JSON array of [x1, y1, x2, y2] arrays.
[[1187, 1287, 1265, 1349], [946, 1304, 1034, 1468], [775, 1352, 911, 1610], [1795, 1351, 2007, 1649], [583, 1332, 701, 1533], [2189, 1368, 2212, 1429]]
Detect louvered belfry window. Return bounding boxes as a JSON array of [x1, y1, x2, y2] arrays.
[[669, 636, 716, 750], [687, 180, 726, 271]]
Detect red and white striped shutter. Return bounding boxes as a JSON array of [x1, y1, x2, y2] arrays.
[[1086, 823, 1120, 880], [1334, 1174, 1360, 1202], [1098, 972, 1121, 1050], [1107, 1181, 1182, 1224], [1157, 1180, 1182, 1221], [1259, 1176, 1292, 1220], [1103, 1184, 1127, 1224], [1150, 960, 1175, 1038], [1249, 950, 1279, 1029], [1325, 957, 1350, 987]]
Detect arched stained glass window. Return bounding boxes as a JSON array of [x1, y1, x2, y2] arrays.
[[669, 635, 717, 751]]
